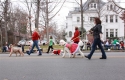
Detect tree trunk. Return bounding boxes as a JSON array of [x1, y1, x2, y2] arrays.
[[35, 0, 40, 28], [46, 0, 49, 42], [4, 0, 9, 43], [29, 13, 32, 36], [80, 0, 84, 39]]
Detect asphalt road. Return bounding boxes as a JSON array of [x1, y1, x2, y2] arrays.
[[0, 52, 125, 80]]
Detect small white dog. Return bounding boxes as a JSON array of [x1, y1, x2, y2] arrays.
[[59, 40, 84, 58], [9, 44, 24, 57]]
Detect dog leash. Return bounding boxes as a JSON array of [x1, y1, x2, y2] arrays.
[[70, 31, 91, 42]]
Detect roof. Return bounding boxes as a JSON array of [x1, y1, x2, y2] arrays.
[[67, 0, 106, 17]]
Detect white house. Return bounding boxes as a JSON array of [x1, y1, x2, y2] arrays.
[[65, 0, 124, 42]]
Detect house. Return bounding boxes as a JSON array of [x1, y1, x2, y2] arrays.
[[65, 0, 124, 42]]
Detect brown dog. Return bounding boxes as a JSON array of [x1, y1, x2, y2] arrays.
[[9, 44, 24, 57]]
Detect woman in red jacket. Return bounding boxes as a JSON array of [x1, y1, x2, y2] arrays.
[[27, 28, 42, 56], [71, 27, 80, 44]]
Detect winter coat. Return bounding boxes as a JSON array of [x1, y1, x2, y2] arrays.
[[71, 30, 80, 43]]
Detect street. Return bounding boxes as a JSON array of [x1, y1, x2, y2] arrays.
[[0, 52, 125, 80]]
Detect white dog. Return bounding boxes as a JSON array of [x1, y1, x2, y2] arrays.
[[9, 44, 24, 57], [59, 40, 84, 58]]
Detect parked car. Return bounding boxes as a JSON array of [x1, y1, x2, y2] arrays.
[[41, 40, 47, 45], [26, 40, 33, 46], [26, 40, 46, 46], [17, 39, 26, 46]]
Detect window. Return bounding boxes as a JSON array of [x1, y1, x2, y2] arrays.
[[66, 23, 68, 28], [107, 5, 109, 10], [110, 5, 113, 10], [89, 3, 97, 9], [115, 15, 118, 22], [94, 3, 96, 8], [110, 29, 114, 37], [106, 29, 108, 38], [69, 31, 72, 37], [114, 6, 116, 11], [90, 17, 95, 22], [77, 17, 80, 22], [115, 29, 118, 37], [105, 15, 108, 23], [90, 4, 93, 8], [110, 15, 113, 23]]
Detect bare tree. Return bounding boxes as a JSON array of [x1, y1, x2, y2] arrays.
[[39, 0, 66, 41], [23, 0, 33, 36], [3, 0, 9, 43], [35, 0, 41, 28]]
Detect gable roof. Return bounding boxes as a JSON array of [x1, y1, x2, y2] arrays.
[[67, 0, 106, 17], [83, 0, 106, 11]]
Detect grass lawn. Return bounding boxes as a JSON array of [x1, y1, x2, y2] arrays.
[[24, 44, 64, 52]]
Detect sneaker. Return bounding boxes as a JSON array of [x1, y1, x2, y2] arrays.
[[38, 54, 42, 56]]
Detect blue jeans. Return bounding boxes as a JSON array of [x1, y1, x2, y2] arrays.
[[113, 44, 120, 50], [88, 38, 107, 59], [2, 46, 6, 52], [104, 45, 111, 50], [29, 40, 42, 55]]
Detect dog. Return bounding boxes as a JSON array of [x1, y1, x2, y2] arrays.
[[59, 40, 84, 58], [51, 49, 63, 55], [9, 44, 24, 57]]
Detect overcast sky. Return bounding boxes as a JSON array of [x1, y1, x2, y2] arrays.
[[9, 0, 125, 28]]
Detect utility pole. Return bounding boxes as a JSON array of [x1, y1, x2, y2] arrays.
[[4, 0, 9, 43], [80, 0, 84, 39], [123, 10, 125, 40], [0, 14, 3, 48], [46, 0, 49, 42]]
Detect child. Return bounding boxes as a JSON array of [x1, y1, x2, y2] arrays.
[[46, 36, 54, 53]]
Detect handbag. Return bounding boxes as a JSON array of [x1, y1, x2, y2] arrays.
[[87, 32, 94, 44]]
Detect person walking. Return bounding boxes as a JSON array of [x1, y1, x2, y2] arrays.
[[71, 27, 81, 55], [85, 17, 107, 60], [71, 27, 80, 44], [27, 28, 42, 56], [46, 36, 54, 53]]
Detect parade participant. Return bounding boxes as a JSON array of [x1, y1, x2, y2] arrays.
[[46, 36, 54, 53], [71, 27, 80, 44], [27, 28, 42, 56], [85, 17, 107, 60]]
